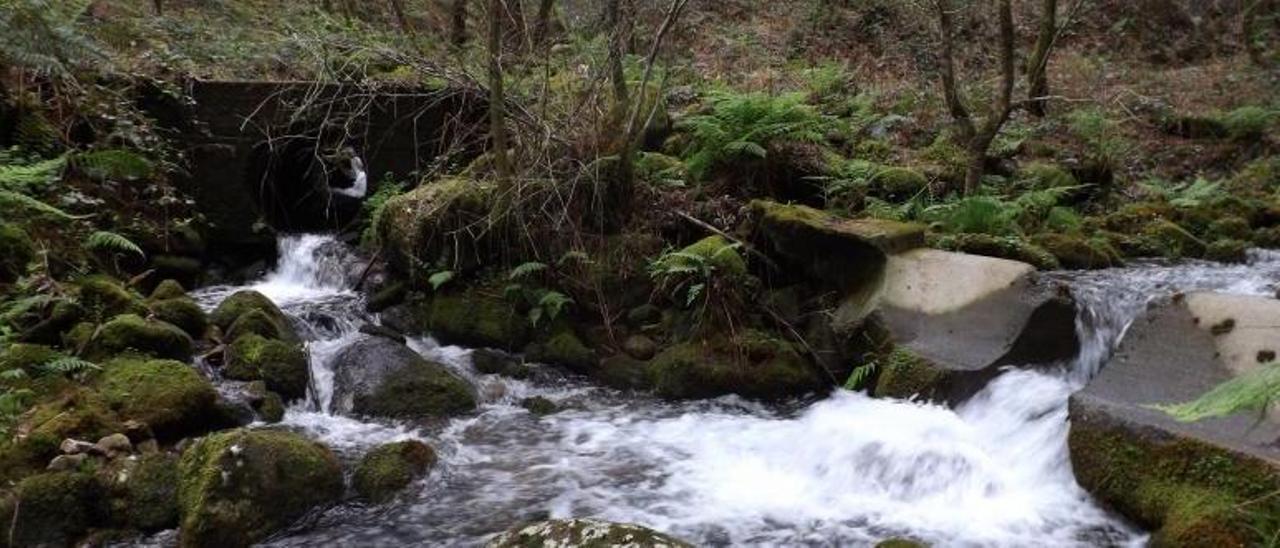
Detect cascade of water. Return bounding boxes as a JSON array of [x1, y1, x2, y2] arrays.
[[187, 236, 1280, 547]]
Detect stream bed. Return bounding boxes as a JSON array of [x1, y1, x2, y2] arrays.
[[176, 235, 1280, 548]]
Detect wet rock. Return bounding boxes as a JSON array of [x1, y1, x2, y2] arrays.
[[106, 452, 181, 532], [875, 249, 1079, 404], [226, 308, 293, 343], [330, 336, 476, 419], [86, 314, 194, 362], [209, 290, 295, 340], [244, 381, 286, 423], [98, 356, 218, 440], [520, 396, 558, 416], [487, 518, 692, 548], [353, 440, 437, 503], [419, 287, 530, 351], [47, 453, 88, 472], [178, 429, 343, 548], [1030, 233, 1121, 270], [1069, 292, 1280, 546], [524, 330, 597, 373], [359, 322, 406, 344], [149, 279, 189, 300], [61, 438, 99, 455], [471, 348, 530, 378], [367, 280, 407, 312], [77, 275, 148, 320], [148, 297, 210, 339], [95, 433, 133, 457], [623, 334, 658, 360], [224, 333, 310, 401]]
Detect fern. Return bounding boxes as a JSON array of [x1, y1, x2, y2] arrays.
[[557, 250, 590, 266], [86, 231, 145, 258], [844, 360, 879, 391], [0, 0, 104, 74], [38, 357, 100, 375], [0, 369, 28, 381], [1150, 362, 1280, 422], [508, 261, 548, 280], [531, 291, 573, 327], [72, 149, 154, 181], [679, 91, 831, 180], [0, 189, 87, 220], [427, 270, 454, 291], [0, 154, 66, 192]]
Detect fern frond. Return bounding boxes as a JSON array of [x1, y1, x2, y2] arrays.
[[72, 149, 154, 181], [38, 357, 100, 375], [0, 154, 66, 192], [0, 189, 87, 220], [86, 231, 145, 258], [508, 261, 548, 280], [427, 270, 454, 291], [1150, 362, 1280, 422]]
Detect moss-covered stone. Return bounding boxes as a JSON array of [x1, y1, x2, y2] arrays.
[[150, 279, 188, 300], [353, 440, 437, 503], [98, 356, 218, 440], [377, 176, 497, 275], [78, 275, 147, 320], [1206, 216, 1252, 242], [929, 233, 1060, 270], [1, 471, 102, 547], [224, 333, 309, 401], [149, 297, 209, 339], [871, 167, 929, 200], [489, 518, 693, 548], [209, 290, 293, 340], [62, 321, 96, 352], [1020, 162, 1078, 190], [420, 288, 529, 350], [87, 314, 194, 362], [1205, 239, 1248, 263], [873, 347, 951, 402], [0, 223, 34, 283], [0, 342, 61, 374], [177, 429, 343, 548], [524, 330, 596, 373], [641, 329, 825, 401], [0, 389, 121, 482], [15, 298, 85, 346], [1140, 219, 1206, 259], [521, 396, 558, 416], [1031, 233, 1121, 270], [1068, 404, 1280, 547], [225, 308, 291, 343], [676, 235, 747, 276], [100, 453, 181, 532], [355, 358, 476, 420]]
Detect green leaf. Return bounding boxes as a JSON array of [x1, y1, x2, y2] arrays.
[[1149, 362, 1280, 422], [72, 149, 154, 181], [0, 190, 88, 220], [428, 270, 455, 291], [509, 261, 548, 280], [685, 282, 705, 307], [844, 361, 879, 391], [86, 231, 145, 258], [38, 357, 100, 376]]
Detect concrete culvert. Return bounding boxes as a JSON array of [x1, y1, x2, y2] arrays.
[[249, 139, 367, 233]]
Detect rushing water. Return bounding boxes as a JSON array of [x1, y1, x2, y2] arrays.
[[184, 236, 1280, 548]]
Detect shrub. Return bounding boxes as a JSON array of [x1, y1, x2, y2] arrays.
[[1067, 108, 1131, 172], [680, 91, 830, 180], [1220, 106, 1275, 141]]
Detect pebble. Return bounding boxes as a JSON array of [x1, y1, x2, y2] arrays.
[[47, 453, 88, 472]]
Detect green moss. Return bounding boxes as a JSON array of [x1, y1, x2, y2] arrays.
[[1220, 105, 1275, 141], [1020, 162, 1078, 190], [151, 255, 203, 286], [643, 329, 824, 401], [78, 275, 147, 321], [255, 391, 285, 423], [224, 334, 309, 401], [209, 290, 291, 337], [1205, 216, 1251, 242], [421, 288, 529, 350], [225, 308, 290, 343], [101, 453, 180, 532], [490, 518, 693, 548], [98, 356, 217, 440], [0, 223, 35, 283], [677, 235, 748, 276], [871, 167, 929, 199], [875, 540, 927, 548], [0, 389, 121, 482], [525, 330, 597, 373], [367, 280, 407, 313], [148, 297, 209, 339], [177, 428, 343, 548], [873, 347, 950, 402], [62, 321, 96, 353], [0, 342, 62, 374], [376, 176, 497, 275], [87, 314, 194, 362], [1068, 414, 1280, 547], [354, 358, 476, 419], [521, 396, 558, 416], [353, 440, 437, 503], [1031, 233, 1121, 270], [1140, 219, 1206, 259], [2, 471, 101, 547], [149, 279, 188, 300], [929, 233, 1060, 270], [1205, 239, 1248, 264]]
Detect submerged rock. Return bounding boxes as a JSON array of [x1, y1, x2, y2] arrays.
[[487, 519, 692, 548], [330, 336, 476, 419], [177, 429, 343, 548], [353, 440, 437, 503]]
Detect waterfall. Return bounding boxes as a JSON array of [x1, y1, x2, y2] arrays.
[[187, 237, 1280, 547]]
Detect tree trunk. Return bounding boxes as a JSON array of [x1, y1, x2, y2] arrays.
[[605, 0, 633, 218], [506, 0, 529, 53], [1026, 0, 1057, 117], [488, 0, 513, 187], [533, 0, 556, 47], [451, 0, 470, 47], [388, 0, 414, 35], [153, 0, 163, 15]]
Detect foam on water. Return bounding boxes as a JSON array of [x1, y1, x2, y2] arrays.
[[186, 236, 1280, 547]]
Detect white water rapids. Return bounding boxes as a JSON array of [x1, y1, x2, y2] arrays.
[[180, 235, 1280, 547]]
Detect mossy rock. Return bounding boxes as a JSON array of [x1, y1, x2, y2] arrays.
[[224, 333, 310, 401], [87, 314, 194, 362], [100, 453, 181, 532], [150, 279, 189, 300], [77, 276, 147, 321], [420, 288, 529, 351], [0, 342, 62, 374], [1, 389, 122, 482], [98, 356, 218, 440], [1068, 406, 1280, 547], [151, 255, 204, 288], [521, 396, 558, 416], [524, 330, 597, 373], [355, 358, 476, 420], [872, 347, 951, 402], [671, 235, 747, 276], [929, 233, 1060, 270], [62, 321, 96, 353], [0, 471, 102, 547], [1031, 233, 1121, 270], [149, 297, 209, 339], [377, 176, 497, 275], [225, 308, 292, 343], [177, 429, 343, 548], [641, 329, 825, 401], [871, 167, 929, 200], [353, 440, 437, 503], [488, 518, 693, 548], [16, 298, 85, 346], [1101, 202, 1176, 234], [1205, 239, 1248, 264], [1019, 162, 1078, 190], [0, 223, 34, 283], [209, 290, 293, 340], [1140, 219, 1206, 259], [367, 280, 407, 313], [1205, 216, 1252, 242]]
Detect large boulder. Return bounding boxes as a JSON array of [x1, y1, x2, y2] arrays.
[[177, 429, 343, 548], [0, 471, 102, 547], [378, 176, 496, 275], [487, 519, 692, 548], [353, 440, 437, 503], [1069, 292, 1280, 546], [209, 290, 296, 341], [418, 287, 530, 351], [224, 333, 310, 401], [86, 314, 194, 362], [100, 453, 182, 532], [748, 200, 924, 334], [77, 275, 148, 320], [874, 248, 1078, 404], [98, 357, 219, 440], [148, 297, 210, 339], [330, 336, 476, 419]]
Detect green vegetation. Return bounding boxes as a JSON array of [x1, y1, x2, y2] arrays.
[[679, 91, 830, 180], [1153, 362, 1279, 422]]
